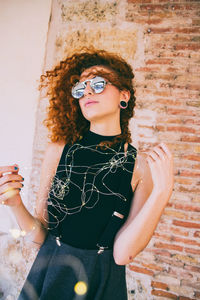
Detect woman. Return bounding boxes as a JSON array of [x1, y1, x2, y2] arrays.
[[0, 49, 174, 300]]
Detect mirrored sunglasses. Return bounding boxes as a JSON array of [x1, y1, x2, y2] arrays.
[[71, 76, 109, 99]]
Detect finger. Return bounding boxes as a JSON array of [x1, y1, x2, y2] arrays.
[[0, 182, 23, 195], [0, 174, 24, 186], [147, 150, 159, 161], [147, 143, 170, 161], [152, 146, 166, 160], [0, 165, 19, 177], [146, 156, 156, 165], [159, 143, 173, 158]]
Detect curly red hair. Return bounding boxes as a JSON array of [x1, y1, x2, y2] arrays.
[[39, 48, 136, 146]]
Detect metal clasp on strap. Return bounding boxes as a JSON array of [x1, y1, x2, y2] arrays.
[[112, 211, 124, 219], [97, 247, 105, 255], [97, 244, 108, 255], [56, 236, 61, 246]]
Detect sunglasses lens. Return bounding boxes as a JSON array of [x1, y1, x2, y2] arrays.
[[92, 80, 106, 94], [72, 83, 85, 99]]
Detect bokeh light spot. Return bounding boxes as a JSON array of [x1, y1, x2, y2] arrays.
[[9, 228, 21, 239], [9, 228, 27, 238], [74, 281, 87, 295]]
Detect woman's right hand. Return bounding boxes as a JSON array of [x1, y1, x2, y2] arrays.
[[0, 165, 24, 207]]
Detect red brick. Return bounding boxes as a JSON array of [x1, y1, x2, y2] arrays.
[[156, 230, 200, 247], [177, 184, 200, 194], [193, 164, 200, 170], [173, 220, 200, 229], [178, 186, 200, 194], [157, 99, 183, 106], [154, 232, 172, 241], [129, 264, 154, 276], [184, 119, 200, 125], [183, 155, 200, 162], [181, 136, 200, 143], [151, 281, 169, 290], [155, 125, 165, 131], [135, 66, 160, 72], [167, 143, 192, 152], [140, 4, 169, 11], [173, 27, 200, 34], [171, 35, 200, 43], [172, 236, 200, 247], [170, 226, 189, 237], [142, 262, 164, 271], [174, 44, 200, 51], [154, 242, 183, 252], [178, 170, 200, 178], [150, 89, 172, 97], [174, 203, 200, 213], [146, 18, 164, 25], [150, 27, 172, 34], [146, 58, 173, 64], [127, 0, 152, 2], [185, 247, 200, 255], [167, 108, 196, 117], [175, 177, 193, 185], [164, 208, 189, 219], [151, 289, 177, 299]]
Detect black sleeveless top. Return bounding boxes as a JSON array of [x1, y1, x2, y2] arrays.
[[47, 131, 137, 250]]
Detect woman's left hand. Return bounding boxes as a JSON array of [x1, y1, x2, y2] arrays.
[[146, 142, 174, 203]]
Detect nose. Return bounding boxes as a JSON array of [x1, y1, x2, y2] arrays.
[[83, 82, 94, 97]]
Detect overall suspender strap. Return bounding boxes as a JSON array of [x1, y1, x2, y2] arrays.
[[96, 143, 137, 254]]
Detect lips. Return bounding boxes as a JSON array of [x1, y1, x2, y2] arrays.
[[84, 100, 99, 107]]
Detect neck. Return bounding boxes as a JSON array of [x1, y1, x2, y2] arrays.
[[90, 122, 121, 136]]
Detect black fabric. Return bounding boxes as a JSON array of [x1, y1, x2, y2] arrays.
[[18, 234, 128, 300], [47, 130, 137, 249], [18, 131, 137, 300]]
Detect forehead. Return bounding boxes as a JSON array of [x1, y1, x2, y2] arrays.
[[80, 65, 113, 81]]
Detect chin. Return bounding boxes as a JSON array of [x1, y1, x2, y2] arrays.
[[81, 107, 119, 122], [82, 112, 104, 122]]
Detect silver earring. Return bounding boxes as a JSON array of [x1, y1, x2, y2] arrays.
[[120, 100, 128, 109]]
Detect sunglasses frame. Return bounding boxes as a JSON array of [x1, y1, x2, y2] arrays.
[[71, 76, 109, 99]]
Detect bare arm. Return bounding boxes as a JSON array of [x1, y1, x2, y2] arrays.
[[0, 141, 65, 247], [113, 143, 174, 265]]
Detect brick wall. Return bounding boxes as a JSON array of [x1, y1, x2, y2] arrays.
[[30, 0, 200, 299]]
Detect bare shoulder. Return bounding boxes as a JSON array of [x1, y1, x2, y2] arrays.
[[35, 141, 66, 223], [45, 140, 66, 155], [44, 141, 66, 169]]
